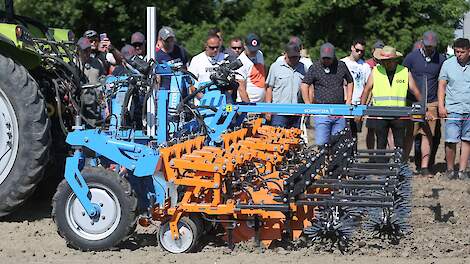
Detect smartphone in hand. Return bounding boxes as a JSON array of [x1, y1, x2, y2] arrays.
[[100, 33, 108, 41]]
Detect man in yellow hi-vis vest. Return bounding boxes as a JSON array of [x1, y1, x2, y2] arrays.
[[360, 46, 421, 153]]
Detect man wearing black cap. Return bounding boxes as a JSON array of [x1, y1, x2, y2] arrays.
[[403, 31, 446, 177], [77, 37, 105, 84], [300, 42, 354, 145], [265, 43, 305, 128], [275, 36, 313, 73], [76, 36, 105, 127], [236, 33, 266, 103], [83, 30, 110, 74]]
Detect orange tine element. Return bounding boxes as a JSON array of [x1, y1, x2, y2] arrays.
[[220, 171, 287, 247], [257, 126, 302, 140], [159, 136, 206, 183], [239, 138, 288, 154], [221, 128, 249, 150], [250, 118, 263, 135]]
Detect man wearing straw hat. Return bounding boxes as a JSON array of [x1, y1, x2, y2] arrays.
[[360, 46, 422, 154]]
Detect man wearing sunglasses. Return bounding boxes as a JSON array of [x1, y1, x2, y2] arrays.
[[229, 37, 244, 56], [300, 42, 354, 146], [341, 38, 371, 139], [188, 33, 226, 86], [130, 32, 146, 57]]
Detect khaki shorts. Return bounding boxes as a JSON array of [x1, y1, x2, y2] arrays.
[[413, 101, 438, 136]]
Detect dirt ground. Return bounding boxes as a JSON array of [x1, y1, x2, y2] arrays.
[[0, 126, 469, 264]]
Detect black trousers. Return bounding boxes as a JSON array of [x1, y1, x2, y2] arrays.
[[369, 119, 406, 149], [367, 119, 407, 162]]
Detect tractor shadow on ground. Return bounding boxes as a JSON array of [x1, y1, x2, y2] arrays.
[[118, 228, 228, 252], [118, 233, 159, 250], [0, 190, 53, 222]]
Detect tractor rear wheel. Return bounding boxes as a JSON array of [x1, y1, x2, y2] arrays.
[[0, 54, 50, 216]]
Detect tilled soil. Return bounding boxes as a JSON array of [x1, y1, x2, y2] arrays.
[[0, 131, 469, 264]]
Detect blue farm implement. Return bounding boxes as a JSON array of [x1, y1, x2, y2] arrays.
[[51, 57, 423, 252]]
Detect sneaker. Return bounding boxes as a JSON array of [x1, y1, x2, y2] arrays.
[[420, 167, 433, 177], [458, 171, 469, 180], [445, 170, 456, 180]]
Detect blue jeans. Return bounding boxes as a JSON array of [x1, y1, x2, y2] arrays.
[[445, 113, 470, 142], [314, 116, 347, 145], [271, 115, 301, 128]]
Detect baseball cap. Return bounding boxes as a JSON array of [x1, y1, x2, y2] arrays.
[[245, 33, 261, 52], [320, 42, 335, 59], [288, 36, 302, 47], [158, 26, 175, 41], [121, 44, 136, 60], [83, 30, 98, 39], [77, 37, 91, 50], [285, 43, 300, 57], [131, 32, 145, 44], [423, 31, 438, 47], [373, 40, 385, 49]]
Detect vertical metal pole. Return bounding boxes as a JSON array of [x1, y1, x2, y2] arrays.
[[146, 7, 157, 136], [146, 7, 157, 61]]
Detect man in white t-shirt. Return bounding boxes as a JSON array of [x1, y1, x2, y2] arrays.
[[341, 38, 371, 139], [236, 33, 266, 103], [188, 33, 226, 86]]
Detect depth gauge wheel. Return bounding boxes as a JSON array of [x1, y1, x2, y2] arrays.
[[158, 216, 202, 253], [52, 167, 138, 251]]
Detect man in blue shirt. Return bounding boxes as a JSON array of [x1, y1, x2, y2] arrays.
[[155, 26, 190, 90], [265, 43, 305, 128], [438, 38, 470, 180], [155, 26, 189, 67], [403, 31, 446, 177]]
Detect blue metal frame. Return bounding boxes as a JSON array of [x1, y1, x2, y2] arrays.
[[64, 150, 100, 217]]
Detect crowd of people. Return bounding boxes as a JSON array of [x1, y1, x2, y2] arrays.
[[75, 27, 470, 179]]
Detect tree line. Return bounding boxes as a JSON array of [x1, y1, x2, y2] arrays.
[[13, 0, 470, 64]]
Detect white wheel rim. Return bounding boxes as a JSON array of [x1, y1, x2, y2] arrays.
[[65, 183, 121, 241], [159, 221, 194, 253], [0, 88, 19, 185]]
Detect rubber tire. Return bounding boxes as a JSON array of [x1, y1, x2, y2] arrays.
[[52, 167, 138, 251], [0, 54, 50, 216], [158, 216, 202, 253]]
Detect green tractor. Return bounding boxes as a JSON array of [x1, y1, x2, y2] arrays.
[[0, 0, 84, 216]]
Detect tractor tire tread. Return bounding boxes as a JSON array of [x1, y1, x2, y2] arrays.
[[0, 54, 50, 216]]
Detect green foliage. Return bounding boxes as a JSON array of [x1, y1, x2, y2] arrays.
[[11, 0, 470, 65]]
